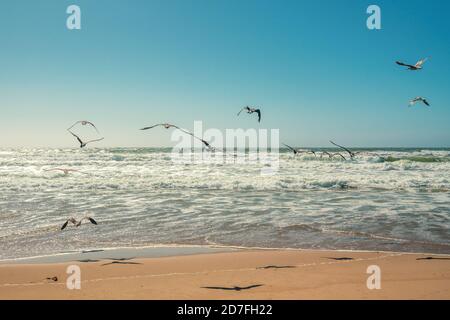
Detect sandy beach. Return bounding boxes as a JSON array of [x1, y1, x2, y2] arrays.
[[1, 249, 449, 300]]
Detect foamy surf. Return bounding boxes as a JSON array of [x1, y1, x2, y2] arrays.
[[0, 147, 449, 260]]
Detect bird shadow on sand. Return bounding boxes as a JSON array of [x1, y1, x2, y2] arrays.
[[256, 265, 296, 270], [416, 257, 450, 261], [101, 261, 143, 266], [323, 257, 354, 261], [201, 284, 263, 291], [101, 258, 142, 266]]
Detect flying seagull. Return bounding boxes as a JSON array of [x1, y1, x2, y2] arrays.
[[68, 120, 100, 134], [140, 123, 186, 131], [61, 217, 97, 230], [237, 106, 261, 123], [283, 143, 316, 156], [140, 123, 214, 150], [283, 143, 300, 155], [329, 140, 356, 159], [396, 57, 429, 71], [409, 97, 430, 107], [69, 131, 104, 148], [320, 151, 346, 160]]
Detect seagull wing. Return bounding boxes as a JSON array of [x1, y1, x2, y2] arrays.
[[396, 61, 415, 68], [415, 57, 428, 67], [169, 125, 193, 136], [68, 121, 100, 133], [67, 121, 82, 131], [84, 121, 100, 133], [140, 124, 164, 130], [330, 140, 354, 158], [282, 143, 297, 154], [255, 109, 261, 122], [69, 131, 84, 146], [334, 153, 347, 160], [170, 126, 212, 148], [237, 107, 246, 116], [88, 217, 98, 225], [422, 99, 430, 106]]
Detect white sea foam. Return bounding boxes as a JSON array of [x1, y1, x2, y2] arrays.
[[0, 147, 449, 260]]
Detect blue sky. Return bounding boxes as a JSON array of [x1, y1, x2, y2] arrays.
[[0, 0, 449, 147]]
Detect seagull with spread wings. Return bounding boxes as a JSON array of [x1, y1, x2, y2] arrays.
[[283, 143, 316, 156], [61, 216, 97, 230], [68, 120, 100, 134], [409, 97, 430, 107], [396, 57, 429, 71], [140, 123, 214, 150], [329, 140, 356, 159], [320, 150, 346, 160], [68, 131, 104, 148], [237, 106, 261, 123]]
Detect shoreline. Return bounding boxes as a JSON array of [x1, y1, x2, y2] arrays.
[[1, 248, 449, 299], [2, 244, 450, 265]]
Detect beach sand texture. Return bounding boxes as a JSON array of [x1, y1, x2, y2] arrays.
[[1, 250, 449, 299]]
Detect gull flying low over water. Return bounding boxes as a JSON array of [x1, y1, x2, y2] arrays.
[[283, 143, 316, 156], [409, 97, 430, 107], [140, 123, 214, 150], [237, 106, 261, 123], [329, 140, 356, 159], [320, 150, 346, 160], [283, 143, 301, 155], [68, 120, 100, 134], [61, 217, 98, 230], [396, 57, 429, 71], [69, 131, 104, 148]]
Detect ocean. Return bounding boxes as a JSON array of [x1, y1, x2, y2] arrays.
[[0, 147, 449, 261]]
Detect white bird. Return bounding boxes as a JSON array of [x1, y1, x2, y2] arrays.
[[69, 131, 104, 148], [140, 123, 213, 150], [409, 97, 430, 107], [61, 217, 97, 230], [237, 106, 261, 123], [396, 57, 429, 70], [68, 120, 100, 134]]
